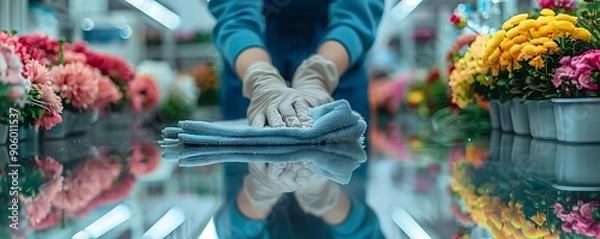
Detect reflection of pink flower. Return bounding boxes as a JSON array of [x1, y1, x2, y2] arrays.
[[130, 142, 161, 177], [50, 62, 100, 110], [127, 74, 160, 112], [555, 201, 600, 237], [22, 157, 64, 228], [25, 176, 63, 227], [34, 156, 63, 179], [76, 174, 136, 217], [537, 0, 577, 11], [52, 156, 122, 215]]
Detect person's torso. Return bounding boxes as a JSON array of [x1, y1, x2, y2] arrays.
[[262, 0, 331, 21]]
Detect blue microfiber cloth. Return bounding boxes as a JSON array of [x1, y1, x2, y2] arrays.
[[160, 100, 366, 146], [160, 143, 366, 185]]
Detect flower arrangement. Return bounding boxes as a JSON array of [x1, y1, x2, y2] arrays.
[[0, 33, 63, 131], [482, 9, 597, 100], [66, 41, 138, 112], [449, 35, 494, 108]]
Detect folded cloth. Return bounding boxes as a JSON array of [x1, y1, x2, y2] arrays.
[[161, 143, 367, 185], [160, 100, 366, 146]]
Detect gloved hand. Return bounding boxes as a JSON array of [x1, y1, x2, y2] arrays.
[[243, 162, 314, 209], [294, 175, 342, 216], [243, 62, 313, 128], [291, 55, 339, 107]]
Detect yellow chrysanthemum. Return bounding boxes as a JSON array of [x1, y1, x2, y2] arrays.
[[573, 28, 593, 41], [518, 19, 538, 31], [512, 35, 528, 44], [540, 9, 555, 17], [554, 13, 577, 24], [554, 21, 575, 33], [508, 13, 529, 25]]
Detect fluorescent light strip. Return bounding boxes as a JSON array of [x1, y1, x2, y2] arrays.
[[142, 207, 186, 239], [391, 0, 424, 22], [392, 208, 433, 239], [198, 217, 218, 239], [71, 203, 134, 239], [123, 0, 181, 30]]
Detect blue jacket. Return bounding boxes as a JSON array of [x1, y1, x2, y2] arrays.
[[208, 0, 385, 70]]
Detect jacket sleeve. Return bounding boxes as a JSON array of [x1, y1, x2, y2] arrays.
[[208, 0, 267, 68], [321, 0, 385, 67]]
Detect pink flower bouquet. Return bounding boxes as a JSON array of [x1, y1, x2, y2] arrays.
[[0, 37, 63, 130], [537, 0, 577, 11], [553, 49, 600, 98]]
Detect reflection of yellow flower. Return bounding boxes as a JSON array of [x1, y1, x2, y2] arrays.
[[530, 212, 546, 227], [450, 156, 558, 239], [484, 9, 592, 76]]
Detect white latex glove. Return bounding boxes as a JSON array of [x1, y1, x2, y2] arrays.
[[294, 175, 342, 216], [243, 162, 314, 209], [243, 62, 313, 128], [291, 55, 340, 107]]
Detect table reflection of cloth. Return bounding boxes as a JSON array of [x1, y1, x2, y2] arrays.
[[160, 100, 366, 146], [161, 143, 366, 185]]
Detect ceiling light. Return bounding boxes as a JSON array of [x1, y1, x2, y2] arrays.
[[123, 0, 181, 30]]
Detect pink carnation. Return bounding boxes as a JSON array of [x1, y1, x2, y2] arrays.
[[63, 50, 87, 64], [553, 49, 600, 95], [34, 156, 64, 179], [50, 62, 100, 110], [17, 32, 60, 65], [69, 41, 135, 83], [538, 0, 577, 11], [23, 60, 51, 85], [94, 75, 123, 109], [127, 74, 160, 112]]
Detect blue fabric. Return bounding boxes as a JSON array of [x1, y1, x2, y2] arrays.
[[161, 143, 366, 185], [213, 0, 379, 123], [208, 0, 384, 69], [161, 100, 366, 146]]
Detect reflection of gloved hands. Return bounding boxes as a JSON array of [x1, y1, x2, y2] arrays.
[[294, 175, 342, 216], [291, 55, 339, 107], [243, 162, 314, 209], [243, 62, 313, 128]]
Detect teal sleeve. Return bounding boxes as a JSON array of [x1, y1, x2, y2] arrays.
[[215, 199, 270, 239], [208, 0, 267, 68], [322, 0, 385, 67], [330, 197, 385, 239]]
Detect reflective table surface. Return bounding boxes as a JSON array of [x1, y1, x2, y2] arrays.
[[3, 113, 600, 239]]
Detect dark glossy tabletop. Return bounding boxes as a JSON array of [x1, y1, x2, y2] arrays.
[[3, 113, 600, 239]]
